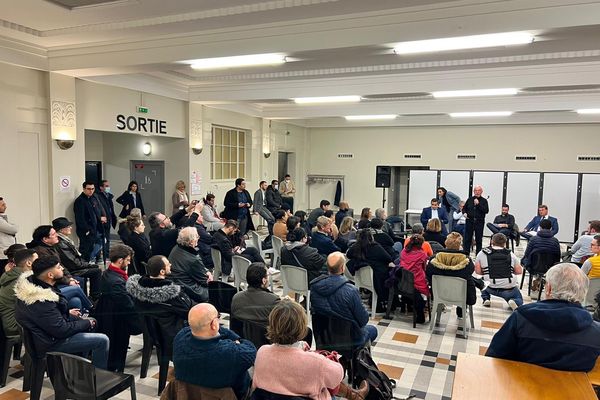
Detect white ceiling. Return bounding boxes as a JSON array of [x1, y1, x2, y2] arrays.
[[2, 0, 600, 127]]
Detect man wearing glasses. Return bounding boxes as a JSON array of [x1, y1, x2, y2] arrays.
[[582, 235, 600, 278], [148, 201, 203, 257], [173, 303, 256, 399], [74, 181, 107, 262]]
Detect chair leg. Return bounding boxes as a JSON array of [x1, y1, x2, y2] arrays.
[[520, 270, 526, 290], [385, 289, 396, 319], [538, 277, 545, 301], [12, 342, 21, 361], [30, 361, 45, 400], [469, 305, 475, 329], [140, 341, 153, 378], [372, 292, 378, 316], [22, 353, 31, 392], [130, 379, 137, 400], [157, 358, 169, 395], [527, 273, 534, 296], [0, 340, 14, 387]]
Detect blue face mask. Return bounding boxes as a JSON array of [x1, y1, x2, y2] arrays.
[[104, 187, 111, 194]]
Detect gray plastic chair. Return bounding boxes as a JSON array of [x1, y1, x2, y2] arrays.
[[430, 275, 474, 338], [249, 230, 274, 260], [280, 264, 310, 314], [271, 236, 284, 269], [354, 266, 379, 316], [584, 278, 600, 308], [211, 248, 226, 282], [232, 255, 251, 291], [343, 266, 355, 282]]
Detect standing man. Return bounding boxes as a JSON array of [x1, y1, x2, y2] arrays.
[[253, 181, 275, 235], [74, 181, 106, 262], [280, 174, 296, 213], [463, 185, 489, 254], [223, 178, 254, 235], [0, 196, 18, 271], [96, 180, 117, 264]]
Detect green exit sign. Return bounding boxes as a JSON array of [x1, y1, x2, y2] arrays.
[[137, 106, 149, 114]]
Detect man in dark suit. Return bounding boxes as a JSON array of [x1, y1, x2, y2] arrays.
[[420, 198, 449, 235], [96, 180, 117, 264], [463, 185, 489, 254], [222, 178, 254, 235], [520, 205, 559, 239], [253, 181, 275, 235], [73, 181, 106, 262]]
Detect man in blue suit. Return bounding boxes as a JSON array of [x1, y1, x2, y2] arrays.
[[520, 205, 559, 239], [420, 198, 449, 235]]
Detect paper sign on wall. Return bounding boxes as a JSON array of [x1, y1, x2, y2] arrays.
[[59, 176, 71, 192], [190, 171, 202, 196]]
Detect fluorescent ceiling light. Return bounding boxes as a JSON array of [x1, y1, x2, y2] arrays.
[[433, 88, 519, 98], [394, 31, 534, 54], [576, 109, 600, 114], [293, 96, 361, 104], [189, 53, 286, 70], [450, 111, 513, 117], [345, 115, 397, 121]]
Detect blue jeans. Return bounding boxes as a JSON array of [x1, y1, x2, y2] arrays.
[[363, 324, 378, 344], [481, 286, 523, 306], [51, 332, 110, 369], [59, 285, 94, 312]]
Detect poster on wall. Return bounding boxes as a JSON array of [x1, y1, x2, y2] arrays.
[[190, 171, 202, 196], [59, 176, 71, 193]]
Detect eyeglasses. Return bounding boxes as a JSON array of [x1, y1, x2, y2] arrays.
[[206, 313, 221, 326]]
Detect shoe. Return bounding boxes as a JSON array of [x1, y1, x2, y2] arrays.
[[227, 275, 235, 283], [508, 299, 518, 310], [482, 299, 491, 307], [531, 277, 541, 292], [337, 380, 369, 400]]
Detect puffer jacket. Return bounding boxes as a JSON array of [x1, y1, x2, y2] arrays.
[[0, 267, 23, 337], [309, 274, 370, 345], [426, 249, 476, 305], [14, 272, 91, 354], [281, 241, 326, 283], [521, 229, 561, 267]]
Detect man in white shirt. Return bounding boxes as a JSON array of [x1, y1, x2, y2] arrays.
[[0, 197, 18, 270], [569, 220, 600, 265]]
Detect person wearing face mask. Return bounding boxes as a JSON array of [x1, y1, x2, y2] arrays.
[[97, 180, 117, 264], [265, 179, 283, 213], [282, 228, 326, 283], [280, 174, 296, 213]]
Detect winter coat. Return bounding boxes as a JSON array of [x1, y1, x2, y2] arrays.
[[487, 299, 600, 372], [0, 267, 24, 337], [400, 248, 430, 296], [265, 186, 283, 213], [426, 249, 476, 305], [309, 274, 370, 346], [281, 242, 326, 283], [222, 188, 255, 232], [14, 272, 92, 354], [149, 209, 198, 257], [126, 274, 194, 355], [309, 232, 340, 257], [125, 231, 152, 274], [373, 230, 398, 259], [231, 287, 280, 326], [212, 230, 237, 275], [168, 245, 210, 303], [73, 192, 104, 238], [56, 234, 100, 274], [346, 241, 392, 303], [116, 191, 145, 218], [96, 191, 117, 229], [521, 229, 561, 268]]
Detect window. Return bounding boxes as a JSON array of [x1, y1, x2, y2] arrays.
[[211, 125, 247, 180]]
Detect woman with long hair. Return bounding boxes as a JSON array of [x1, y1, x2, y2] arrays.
[[400, 234, 430, 323], [116, 181, 145, 218], [171, 180, 190, 214], [424, 218, 447, 247]]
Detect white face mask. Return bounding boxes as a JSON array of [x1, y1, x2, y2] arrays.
[[285, 179, 290, 182], [274, 185, 279, 190], [104, 187, 111, 194]]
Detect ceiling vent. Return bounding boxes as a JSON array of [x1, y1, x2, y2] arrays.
[[337, 153, 354, 159], [516, 155, 537, 161], [577, 155, 600, 162], [457, 154, 477, 160], [403, 154, 422, 159]]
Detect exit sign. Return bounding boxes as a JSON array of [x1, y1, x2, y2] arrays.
[[137, 106, 149, 114]]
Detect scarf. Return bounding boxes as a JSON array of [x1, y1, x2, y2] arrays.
[[108, 264, 129, 281], [177, 190, 188, 204]]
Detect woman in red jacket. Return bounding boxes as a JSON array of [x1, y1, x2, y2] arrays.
[[400, 234, 430, 323]]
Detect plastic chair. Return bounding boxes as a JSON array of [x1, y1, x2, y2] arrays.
[[232, 255, 252, 291], [161, 380, 236, 400], [249, 230, 274, 261], [343, 266, 355, 282], [139, 321, 155, 379], [46, 352, 136, 400], [430, 275, 474, 338], [386, 268, 430, 328], [271, 236, 284, 269], [241, 320, 270, 349], [429, 241, 444, 254], [584, 278, 600, 308], [521, 251, 560, 300], [208, 281, 238, 314], [211, 248, 226, 282], [353, 266, 379, 316], [280, 265, 310, 314], [20, 324, 45, 400], [0, 326, 21, 387], [143, 314, 172, 395]]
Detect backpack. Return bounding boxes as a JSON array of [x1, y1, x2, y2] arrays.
[[354, 347, 397, 400]]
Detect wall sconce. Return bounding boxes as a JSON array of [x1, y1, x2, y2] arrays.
[[192, 147, 203, 155], [264, 152, 271, 158], [55, 139, 75, 150], [142, 142, 152, 156]]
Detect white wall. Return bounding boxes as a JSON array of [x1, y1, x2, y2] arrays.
[[308, 124, 600, 213]]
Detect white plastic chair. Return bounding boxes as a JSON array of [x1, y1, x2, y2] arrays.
[[354, 266, 379, 316], [232, 255, 252, 292], [249, 230, 274, 261], [271, 236, 284, 269], [280, 264, 310, 315], [211, 248, 226, 282], [584, 278, 600, 308], [343, 267, 355, 282], [430, 275, 474, 338]]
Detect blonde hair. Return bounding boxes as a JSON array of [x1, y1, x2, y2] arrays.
[[445, 232, 462, 250], [339, 216, 355, 235], [426, 218, 442, 233], [267, 299, 308, 345], [176, 180, 186, 190], [316, 216, 331, 231]]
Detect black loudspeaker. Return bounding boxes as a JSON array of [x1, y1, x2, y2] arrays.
[[376, 166, 391, 188]]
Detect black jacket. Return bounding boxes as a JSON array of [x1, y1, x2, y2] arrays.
[[222, 188, 254, 228], [373, 230, 398, 259], [463, 195, 489, 221], [149, 209, 198, 257], [281, 242, 326, 283], [195, 223, 214, 268], [168, 245, 210, 303], [96, 191, 117, 229], [424, 230, 447, 248], [56, 234, 100, 274], [265, 186, 282, 212], [346, 242, 392, 301], [492, 213, 515, 231], [116, 191, 145, 218], [126, 275, 194, 355], [73, 192, 105, 238], [14, 273, 92, 355], [212, 229, 236, 275], [521, 229, 561, 267], [335, 209, 349, 228], [125, 231, 152, 274]]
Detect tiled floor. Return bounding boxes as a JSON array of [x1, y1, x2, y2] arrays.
[[0, 240, 555, 400]]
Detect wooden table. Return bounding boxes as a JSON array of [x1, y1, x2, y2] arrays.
[[587, 357, 600, 386], [452, 353, 596, 399]]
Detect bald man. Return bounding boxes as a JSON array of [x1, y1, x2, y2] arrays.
[[172, 303, 256, 399], [310, 252, 378, 346], [463, 185, 489, 254]]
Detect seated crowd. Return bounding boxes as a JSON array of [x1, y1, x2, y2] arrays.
[[1, 178, 600, 400]]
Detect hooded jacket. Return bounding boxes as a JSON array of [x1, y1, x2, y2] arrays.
[[309, 274, 370, 345], [14, 272, 91, 354], [426, 249, 476, 305], [486, 299, 600, 372], [281, 241, 326, 283], [0, 267, 24, 336]]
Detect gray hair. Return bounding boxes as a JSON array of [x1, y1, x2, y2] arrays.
[[177, 227, 199, 247], [411, 223, 424, 234], [546, 263, 589, 303], [375, 208, 386, 219], [130, 208, 142, 219]]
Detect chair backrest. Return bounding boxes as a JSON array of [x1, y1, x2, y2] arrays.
[[530, 251, 560, 274], [272, 236, 284, 267], [429, 241, 445, 254], [280, 265, 309, 294], [241, 319, 269, 349], [211, 247, 223, 279], [397, 268, 416, 297], [432, 275, 467, 306], [585, 278, 600, 307], [144, 314, 172, 357], [354, 266, 374, 292], [249, 231, 263, 252], [343, 266, 355, 282], [20, 324, 42, 360], [46, 352, 97, 397], [232, 255, 252, 285], [208, 281, 237, 314], [311, 313, 355, 356]]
